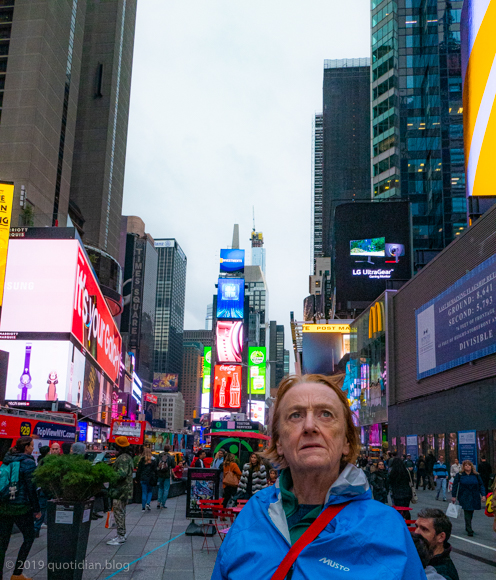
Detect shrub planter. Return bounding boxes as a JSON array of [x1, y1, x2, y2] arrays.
[[46, 499, 94, 580]]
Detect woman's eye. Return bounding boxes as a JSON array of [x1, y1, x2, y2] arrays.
[[322, 411, 333, 418], [289, 412, 301, 419]]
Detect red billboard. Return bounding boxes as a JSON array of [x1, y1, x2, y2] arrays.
[[145, 393, 158, 404], [0, 238, 121, 384], [213, 364, 242, 409]]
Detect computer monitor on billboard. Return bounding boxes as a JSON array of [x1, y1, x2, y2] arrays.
[[350, 237, 385, 264]]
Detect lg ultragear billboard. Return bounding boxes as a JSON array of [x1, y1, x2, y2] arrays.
[[334, 202, 412, 306]]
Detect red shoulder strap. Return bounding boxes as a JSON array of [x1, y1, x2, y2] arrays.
[[271, 502, 350, 580]]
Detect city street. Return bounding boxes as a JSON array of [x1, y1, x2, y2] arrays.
[[3, 489, 495, 580]]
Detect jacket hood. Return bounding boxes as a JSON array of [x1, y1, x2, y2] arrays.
[[2, 451, 34, 465], [325, 463, 370, 504]]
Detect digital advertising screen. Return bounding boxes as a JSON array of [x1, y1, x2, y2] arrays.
[[249, 400, 266, 424], [248, 346, 266, 395], [0, 238, 122, 384], [220, 249, 245, 273], [216, 321, 243, 363], [334, 201, 412, 307], [0, 339, 74, 402], [216, 277, 245, 319], [152, 373, 179, 393], [213, 364, 242, 409], [202, 346, 212, 394]]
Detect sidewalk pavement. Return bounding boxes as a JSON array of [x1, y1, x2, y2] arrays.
[[3, 495, 219, 580], [2, 487, 495, 580]]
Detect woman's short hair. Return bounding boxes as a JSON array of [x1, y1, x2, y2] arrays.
[[461, 460, 477, 474], [264, 374, 359, 470]]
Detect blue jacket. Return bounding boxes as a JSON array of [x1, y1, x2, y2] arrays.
[[212, 464, 426, 580], [452, 473, 485, 511]]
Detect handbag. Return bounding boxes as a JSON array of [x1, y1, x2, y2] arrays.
[[271, 502, 350, 580], [223, 467, 240, 487], [408, 471, 418, 504], [446, 477, 461, 518], [105, 510, 115, 529]]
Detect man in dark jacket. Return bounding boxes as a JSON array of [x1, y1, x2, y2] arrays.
[[477, 456, 492, 497], [426, 452, 436, 490], [414, 508, 459, 580], [106, 437, 134, 546], [0, 436, 41, 580]]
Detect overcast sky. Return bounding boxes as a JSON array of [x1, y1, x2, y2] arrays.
[[122, 0, 371, 357]]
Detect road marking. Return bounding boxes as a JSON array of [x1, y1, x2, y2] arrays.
[[451, 534, 496, 552], [104, 531, 186, 578]]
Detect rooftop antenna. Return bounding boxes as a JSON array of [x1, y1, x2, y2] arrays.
[[252, 206, 256, 233]]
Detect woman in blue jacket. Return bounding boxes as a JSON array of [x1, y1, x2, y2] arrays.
[[451, 460, 486, 536], [212, 374, 426, 580]]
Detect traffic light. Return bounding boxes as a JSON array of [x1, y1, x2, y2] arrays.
[[101, 411, 107, 420]]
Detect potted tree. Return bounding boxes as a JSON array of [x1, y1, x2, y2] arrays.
[[34, 454, 117, 580]]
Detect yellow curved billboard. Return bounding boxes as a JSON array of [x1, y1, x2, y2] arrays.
[[462, 0, 496, 197]]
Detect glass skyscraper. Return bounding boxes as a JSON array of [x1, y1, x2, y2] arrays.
[[371, 0, 467, 269], [153, 239, 187, 377]]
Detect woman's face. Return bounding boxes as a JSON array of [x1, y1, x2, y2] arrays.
[[275, 383, 350, 476], [250, 454, 257, 465], [463, 462, 471, 474], [455, 459, 459, 465], [378, 461, 385, 470]]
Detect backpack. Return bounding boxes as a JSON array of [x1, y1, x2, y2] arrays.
[[157, 454, 172, 477], [0, 461, 21, 502]]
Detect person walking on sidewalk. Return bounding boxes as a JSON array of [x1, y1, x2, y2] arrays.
[[136, 447, 157, 511], [452, 460, 486, 537], [426, 452, 436, 490], [369, 460, 389, 504], [237, 453, 267, 500], [450, 458, 461, 479], [155, 446, 174, 509], [415, 455, 427, 490], [433, 456, 449, 501], [222, 454, 241, 508], [107, 437, 134, 546], [389, 457, 413, 519], [33, 445, 50, 538], [477, 456, 492, 499], [0, 436, 41, 580]]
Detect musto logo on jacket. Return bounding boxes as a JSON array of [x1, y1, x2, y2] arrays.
[[319, 558, 350, 572]]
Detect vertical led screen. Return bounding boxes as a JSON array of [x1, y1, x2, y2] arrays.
[[216, 278, 245, 319], [201, 346, 212, 413], [213, 364, 242, 409], [0, 182, 14, 306], [248, 346, 266, 395], [334, 202, 412, 307], [461, 0, 496, 198], [216, 321, 243, 363]]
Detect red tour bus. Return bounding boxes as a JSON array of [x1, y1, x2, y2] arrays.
[[0, 406, 77, 462]]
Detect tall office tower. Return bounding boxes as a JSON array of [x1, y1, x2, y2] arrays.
[[0, 1, 87, 228], [153, 239, 187, 379], [0, 0, 137, 254], [205, 304, 213, 330], [311, 113, 324, 271], [119, 216, 158, 388], [371, 0, 467, 269], [322, 59, 371, 258], [184, 329, 214, 347], [245, 265, 268, 347], [70, 0, 138, 261], [250, 230, 266, 275], [284, 350, 290, 378], [269, 321, 286, 391], [182, 341, 203, 421]]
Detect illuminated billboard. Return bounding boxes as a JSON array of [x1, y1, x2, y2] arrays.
[[152, 373, 179, 393], [220, 249, 245, 273], [216, 321, 243, 363], [334, 202, 412, 308], [248, 346, 266, 395], [213, 364, 242, 409], [0, 339, 90, 408], [217, 278, 245, 319], [249, 400, 265, 424], [0, 238, 122, 383], [0, 182, 14, 306], [461, 0, 496, 197], [202, 346, 212, 394]]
